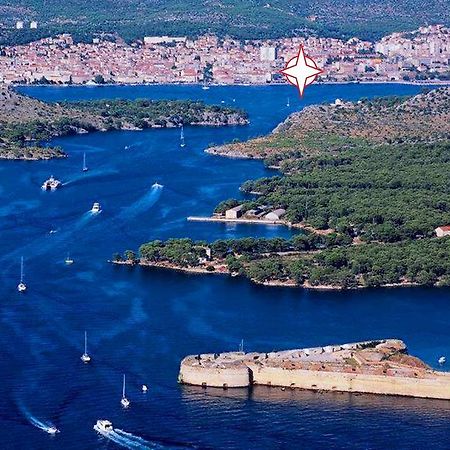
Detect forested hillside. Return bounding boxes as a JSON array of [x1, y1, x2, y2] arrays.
[[0, 0, 448, 45]]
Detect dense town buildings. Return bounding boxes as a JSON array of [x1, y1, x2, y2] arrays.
[[0, 25, 448, 85]]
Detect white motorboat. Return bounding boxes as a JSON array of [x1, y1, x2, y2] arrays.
[[121, 374, 130, 408], [94, 419, 113, 433], [180, 124, 186, 148], [439, 356, 446, 365], [17, 256, 27, 292], [41, 175, 62, 191], [81, 331, 91, 363], [202, 85, 210, 90], [65, 253, 74, 265], [91, 202, 101, 214], [46, 426, 59, 435], [82, 152, 89, 172], [142, 384, 148, 393], [152, 182, 163, 189]]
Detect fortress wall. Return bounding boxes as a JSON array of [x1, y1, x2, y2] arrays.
[[179, 363, 250, 388], [249, 365, 450, 400]]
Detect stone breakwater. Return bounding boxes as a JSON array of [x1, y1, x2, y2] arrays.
[[178, 339, 450, 399]]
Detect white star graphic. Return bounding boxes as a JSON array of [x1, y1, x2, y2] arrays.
[[281, 45, 323, 96]]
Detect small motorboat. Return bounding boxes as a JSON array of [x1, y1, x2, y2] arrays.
[[65, 253, 74, 265], [94, 420, 113, 433], [91, 202, 101, 214], [82, 152, 89, 172], [152, 182, 163, 189], [17, 256, 26, 293], [202, 85, 210, 90], [142, 384, 148, 393], [46, 426, 59, 435], [121, 374, 130, 408], [41, 175, 61, 191], [438, 356, 446, 365], [81, 331, 91, 363]]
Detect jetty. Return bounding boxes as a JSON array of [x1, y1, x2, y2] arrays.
[[178, 339, 450, 399], [187, 216, 286, 226]]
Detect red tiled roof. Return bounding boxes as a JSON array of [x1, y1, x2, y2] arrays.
[[437, 226, 450, 231]]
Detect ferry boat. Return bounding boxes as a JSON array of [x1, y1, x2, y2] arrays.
[[94, 420, 113, 434], [152, 182, 163, 189], [121, 374, 130, 408], [41, 175, 61, 191], [91, 202, 101, 214], [17, 256, 26, 292], [81, 331, 91, 363]]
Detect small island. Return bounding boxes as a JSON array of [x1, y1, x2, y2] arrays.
[[178, 339, 450, 400], [0, 86, 248, 160]]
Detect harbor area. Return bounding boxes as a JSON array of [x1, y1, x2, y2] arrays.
[[179, 339, 450, 399]]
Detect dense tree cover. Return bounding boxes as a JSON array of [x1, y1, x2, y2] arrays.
[[69, 99, 248, 129], [240, 141, 450, 242], [0, 0, 448, 45]]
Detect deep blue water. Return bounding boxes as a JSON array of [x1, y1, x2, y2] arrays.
[[3, 83, 450, 449]]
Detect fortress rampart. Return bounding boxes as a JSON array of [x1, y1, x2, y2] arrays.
[[178, 339, 450, 399]]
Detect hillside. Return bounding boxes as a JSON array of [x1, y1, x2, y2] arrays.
[[129, 88, 450, 289], [0, 86, 248, 160], [0, 0, 449, 45]]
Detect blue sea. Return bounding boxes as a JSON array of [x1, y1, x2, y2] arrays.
[[2, 83, 450, 449]]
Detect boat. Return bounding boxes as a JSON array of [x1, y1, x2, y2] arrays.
[[65, 253, 74, 265], [41, 175, 61, 191], [152, 182, 163, 189], [439, 356, 446, 364], [121, 374, 130, 408], [17, 256, 27, 292], [94, 419, 113, 434], [46, 426, 59, 435], [82, 152, 88, 172], [239, 339, 244, 353], [180, 124, 186, 148], [142, 384, 148, 393], [91, 202, 101, 214], [287, 97, 290, 107], [81, 331, 91, 363], [202, 83, 210, 90]]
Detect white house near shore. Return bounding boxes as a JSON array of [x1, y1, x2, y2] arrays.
[[435, 226, 450, 237], [265, 208, 286, 221], [225, 205, 244, 219]]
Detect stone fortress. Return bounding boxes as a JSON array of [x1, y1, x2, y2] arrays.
[[179, 339, 450, 399]]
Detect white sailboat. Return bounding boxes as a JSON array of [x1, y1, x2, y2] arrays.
[[82, 152, 88, 172], [65, 252, 74, 265], [121, 374, 130, 408], [239, 339, 244, 353], [287, 97, 290, 107], [81, 331, 91, 363], [180, 124, 186, 148], [17, 256, 27, 292]]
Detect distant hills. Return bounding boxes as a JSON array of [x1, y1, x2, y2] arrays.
[[0, 0, 449, 45]]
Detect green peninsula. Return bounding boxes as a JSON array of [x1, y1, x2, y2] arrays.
[[0, 86, 248, 160], [126, 88, 450, 289]]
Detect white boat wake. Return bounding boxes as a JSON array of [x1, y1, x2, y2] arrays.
[[20, 406, 59, 435], [95, 427, 153, 449], [116, 186, 162, 221]]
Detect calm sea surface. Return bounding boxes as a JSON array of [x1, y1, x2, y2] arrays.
[[2, 83, 450, 449]]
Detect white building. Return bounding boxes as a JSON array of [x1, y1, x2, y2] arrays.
[[260, 46, 277, 61], [225, 205, 244, 219], [30, 21, 38, 29], [15, 21, 24, 30], [435, 226, 450, 237], [144, 36, 187, 45], [265, 208, 286, 221]]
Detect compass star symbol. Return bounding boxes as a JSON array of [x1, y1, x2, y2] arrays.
[[280, 45, 323, 97]]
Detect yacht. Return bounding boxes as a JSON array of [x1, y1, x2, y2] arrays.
[[439, 356, 446, 365], [152, 182, 163, 189], [46, 426, 60, 435], [17, 256, 27, 292], [91, 202, 101, 214], [94, 420, 113, 433], [121, 374, 130, 408], [41, 175, 62, 191], [81, 331, 91, 363], [65, 253, 74, 265], [180, 124, 186, 148], [82, 152, 88, 172]]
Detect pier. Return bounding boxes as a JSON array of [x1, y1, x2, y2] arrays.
[[187, 216, 287, 226]]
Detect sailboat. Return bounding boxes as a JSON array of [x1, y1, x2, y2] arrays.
[[180, 124, 186, 148], [239, 339, 244, 353], [17, 256, 27, 292], [82, 152, 88, 172], [65, 252, 74, 265], [81, 331, 91, 363], [121, 374, 130, 408], [286, 97, 290, 107]]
